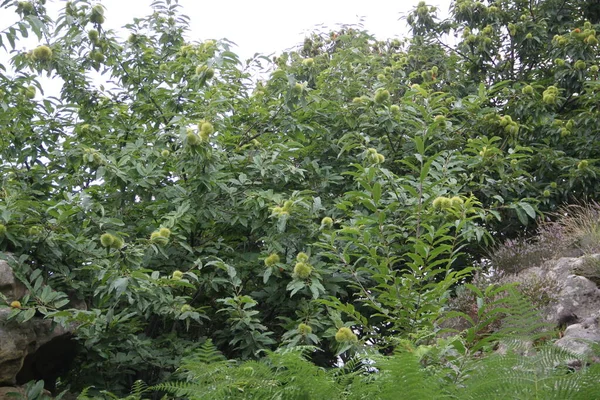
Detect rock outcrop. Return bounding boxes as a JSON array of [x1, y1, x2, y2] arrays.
[[518, 256, 600, 356], [0, 258, 27, 303], [0, 257, 77, 392]]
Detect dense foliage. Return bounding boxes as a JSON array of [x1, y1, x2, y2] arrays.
[[1, 0, 600, 397]]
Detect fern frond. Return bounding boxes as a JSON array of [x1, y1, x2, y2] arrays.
[[150, 345, 342, 399], [345, 352, 445, 400], [147, 340, 600, 399], [264, 348, 341, 398], [76, 387, 91, 400], [188, 338, 226, 365], [455, 343, 594, 399], [150, 381, 202, 398], [572, 363, 600, 399], [128, 380, 148, 398], [332, 354, 367, 389], [496, 286, 552, 341], [446, 283, 553, 354]]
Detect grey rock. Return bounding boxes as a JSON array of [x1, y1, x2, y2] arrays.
[[531, 257, 600, 324], [0, 257, 76, 388], [516, 255, 600, 356], [556, 315, 600, 355], [0, 309, 73, 386], [0, 258, 27, 302]]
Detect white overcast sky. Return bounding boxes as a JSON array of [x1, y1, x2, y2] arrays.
[[119, 0, 452, 59], [2, 0, 453, 60], [1, 0, 453, 98]]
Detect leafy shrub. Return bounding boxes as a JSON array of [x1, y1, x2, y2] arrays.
[[3, 0, 600, 396]]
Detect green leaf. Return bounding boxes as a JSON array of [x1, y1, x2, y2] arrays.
[[519, 202, 536, 219], [263, 267, 272, 284], [22, 307, 36, 322], [372, 182, 382, 204]]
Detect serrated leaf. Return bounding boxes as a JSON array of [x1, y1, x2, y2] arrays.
[[263, 267, 272, 284]]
